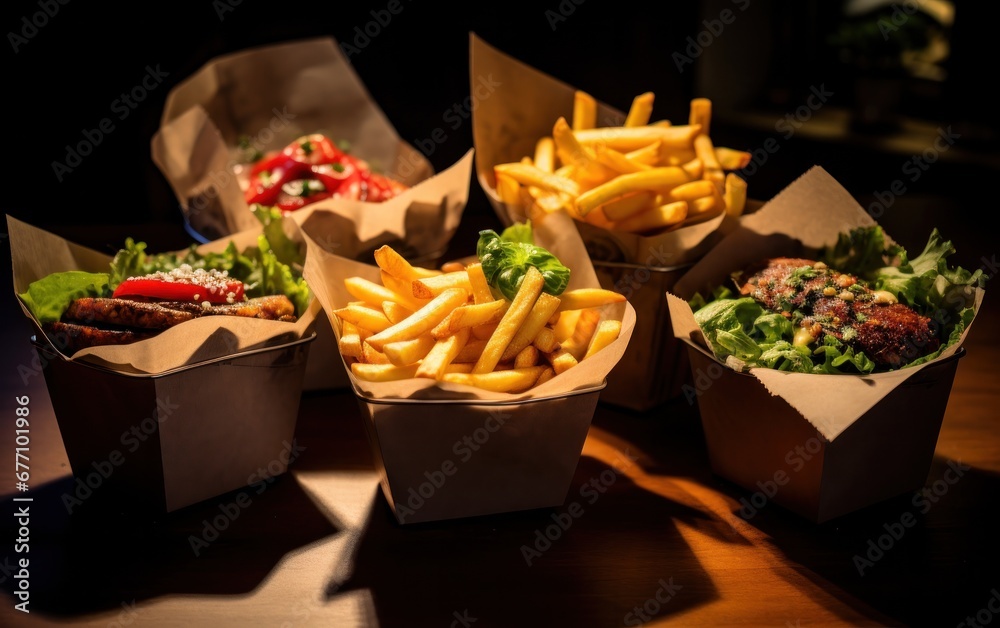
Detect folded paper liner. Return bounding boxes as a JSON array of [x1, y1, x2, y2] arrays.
[[151, 36, 473, 260], [469, 32, 728, 267], [667, 166, 985, 441], [303, 210, 636, 401], [7, 214, 319, 375]]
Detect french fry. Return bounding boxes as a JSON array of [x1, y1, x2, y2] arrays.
[[562, 308, 601, 360], [593, 145, 652, 175], [472, 266, 545, 374], [689, 97, 712, 136], [500, 292, 563, 362], [365, 287, 469, 351], [534, 137, 555, 173], [362, 341, 391, 365], [724, 172, 749, 218], [583, 319, 623, 360], [552, 117, 611, 188], [432, 299, 510, 338], [442, 367, 546, 393], [553, 310, 581, 343], [494, 162, 581, 197], [412, 271, 472, 299], [625, 141, 662, 165], [345, 276, 423, 312], [514, 345, 540, 369], [440, 260, 467, 274], [452, 338, 488, 363], [532, 327, 560, 353], [463, 262, 495, 305], [599, 191, 655, 222], [379, 271, 429, 306], [382, 301, 414, 325], [716, 147, 751, 170], [547, 348, 579, 375], [496, 171, 522, 205], [338, 320, 363, 359], [535, 366, 557, 386], [382, 334, 436, 367], [352, 362, 420, 382], [416, 328, 470, 380], [374, 245, 440, 280], [624, 92, 655, 127], [555, 288, 627, 312], [334, 303, 393, 334], [573, 124, 701, 152], [472, 321, 499, 340], [574, 167, 689, 216], [613, 200, 688, 234], [573, 90, 597, 131], [667, 179, 716, 203]]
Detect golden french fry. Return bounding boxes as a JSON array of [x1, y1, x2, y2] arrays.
[[494, 162, 581, 197], [362, 341, 391, 365], [446, 363, 474, 374], [667, 179, 716, 203], [416, 328, 470, 380], [345, 276, 422, 311], [535, 366, 557, 386], [472, 321, 499, 340], [534, 137, 555, 173], [334, 303, 393, 333], [663, 149, 698, 167], [442, 366, 546, 393], [382, 334, 436, 366], [338, 332, 363, 359], [374, 245, 440, 280], [464, 262, 495, 304], [352, 362, 420, 382], [624, 92, 655, 127], [495, 171, 522, 205], [514, 345, 540, 369], [562, 308, 601, 360], [724, 172, 749, 218], [613, 200, 689, 233], [412, 271, 472, 299], [688, 180, 725, 217], [574, 167, 689, 216], [472, 266, 545, 374], [689, 97, 712, 136], [573, 90, 597, 131], [379, 271, 432, 307], [553, 117, 612, 188], [440, 261, 466, 273], [715, 147, 751, 170], [553, 310, 581, 343], [500, 292, 563, 362], [574, 124, 701, 152], [432, 299, 510, 338], [453, 338, 488, 363], [382, 301, 414, 325], [680, 158, 703, 180], [625, 141, 662, 165], [366, 287, 469, 351], [593, 145, 652, 175], [547, 348, 579, 375], [583, 319, 623, 360], [555, 288, 627, 312], [599, 191, 656, 221], [532, 327, 560, 353]]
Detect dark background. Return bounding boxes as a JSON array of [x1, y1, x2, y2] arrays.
[[2, 0, 998, 268]]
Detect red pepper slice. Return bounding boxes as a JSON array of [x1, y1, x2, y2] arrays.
[[283, 134, 344, 166], [113, 276, 245, 304]]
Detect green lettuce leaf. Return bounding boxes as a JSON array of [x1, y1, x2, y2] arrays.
[[477, 222, 570, 301], [19, 271, 110, 324]]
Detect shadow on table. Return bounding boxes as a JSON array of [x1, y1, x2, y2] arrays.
[[0, 470, 343, 618], [710, 454, 1000, 626], [327, 455, 741, 627]]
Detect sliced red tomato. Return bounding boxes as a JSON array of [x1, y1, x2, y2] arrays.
[[283, 134, 344, 165], [113, 274, 245, 304]]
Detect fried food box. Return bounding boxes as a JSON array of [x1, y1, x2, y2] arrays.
[[666, 166, 985, 523]]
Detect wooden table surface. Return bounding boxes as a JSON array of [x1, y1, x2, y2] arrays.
[[1, 220, 997, 628]]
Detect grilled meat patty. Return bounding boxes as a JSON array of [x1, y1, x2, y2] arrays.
[[737, 257, 940, 368], [46, 294, 298, 353]]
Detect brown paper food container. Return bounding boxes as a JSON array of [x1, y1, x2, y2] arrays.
[[666, 166, 985, 523], [151, 36, 475, 264], [468, 32, 740, 411], [7, 215, 319, 512], [301, 211, 636, 523]]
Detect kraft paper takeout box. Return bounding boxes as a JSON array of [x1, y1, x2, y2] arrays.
[[666, 166, 985, 523], [7, 214, 318, 512], [468, 33, 738, 410], [301, 211, 636, 524], [152, 36, 475, 264]]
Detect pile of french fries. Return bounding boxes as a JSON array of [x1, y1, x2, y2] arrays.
[[334, 245, 627, 393], [492, 94, 751, 234]]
